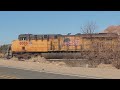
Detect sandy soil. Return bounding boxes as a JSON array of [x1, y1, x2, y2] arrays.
[[0, 58, 120, 79]]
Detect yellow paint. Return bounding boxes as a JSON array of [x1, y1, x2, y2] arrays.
[[11, 40, 48, 52], [11, 35, 118, 53]]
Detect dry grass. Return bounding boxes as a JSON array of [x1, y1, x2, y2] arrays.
[[25, 56, 67, 66], [5, 44, 120, 69], [5, 53, 120, 69], [10, 56, 20, 61], [97, 63, 115, 69], [28, 56, 49, 63], [63, 60, 88, 67]]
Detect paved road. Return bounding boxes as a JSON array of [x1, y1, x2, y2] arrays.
[[0, 66, 95, 79]]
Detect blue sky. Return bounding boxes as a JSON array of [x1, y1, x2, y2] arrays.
[[0, 11, 120, 44]]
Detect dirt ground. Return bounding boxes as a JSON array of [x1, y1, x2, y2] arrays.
[[0, 57, 120, 79]]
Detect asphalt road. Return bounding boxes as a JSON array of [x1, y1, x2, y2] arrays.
[[0, 66, 94, 79]]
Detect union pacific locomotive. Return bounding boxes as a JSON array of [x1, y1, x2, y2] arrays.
[[7, 33, 119, 59]]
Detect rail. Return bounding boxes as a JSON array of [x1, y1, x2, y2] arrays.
[[46, 59, 88, 61]]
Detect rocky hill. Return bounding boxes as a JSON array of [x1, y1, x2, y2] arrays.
[[103, 25, 120, 34]]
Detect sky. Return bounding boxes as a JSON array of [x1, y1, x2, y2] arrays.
[[0, 11, 120, 44]]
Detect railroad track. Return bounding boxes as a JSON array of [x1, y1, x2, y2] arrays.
[[46, 59, 88, 61]]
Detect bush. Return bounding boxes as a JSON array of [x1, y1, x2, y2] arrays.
[[63, 60, 88, 67], [112, 59, 120, 69], [0, 44, 10, 54], [88, 59, 101, 68]]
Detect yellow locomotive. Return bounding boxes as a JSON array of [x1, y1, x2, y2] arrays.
[[7, 33, 119, 59]]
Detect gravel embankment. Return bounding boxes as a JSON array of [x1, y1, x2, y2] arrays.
[[0, 58, 120, 79]]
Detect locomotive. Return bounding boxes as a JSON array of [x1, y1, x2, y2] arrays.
[[7, 33, 119, 59]]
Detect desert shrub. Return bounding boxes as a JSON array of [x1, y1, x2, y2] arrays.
[[0, 44, 10, 54], [112, 59, 120, 69], [63, 60, 88, 67], [88, 59, 101, 68]]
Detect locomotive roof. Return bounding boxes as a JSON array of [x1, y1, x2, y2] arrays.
[[19, 33, 118, 38], [80, 33, 118, 38], [62, 33, 118, 37], [19, 34, 62, 36]]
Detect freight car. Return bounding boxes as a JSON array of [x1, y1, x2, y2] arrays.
[[6, 33, 119, 59]]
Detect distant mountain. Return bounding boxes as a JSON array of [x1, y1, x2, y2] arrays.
[[103, 25, 120, 34]]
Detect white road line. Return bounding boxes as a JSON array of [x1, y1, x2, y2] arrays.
[[0, 74, 20, 79]]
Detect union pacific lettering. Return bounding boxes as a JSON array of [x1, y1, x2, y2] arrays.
[[64, 40, 79, 46]]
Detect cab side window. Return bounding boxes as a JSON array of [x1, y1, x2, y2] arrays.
[[54, 35, 58, 39], [44, 35, 47, 39], [19, 37, 27, 41], [22, 37, 27, 41]]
